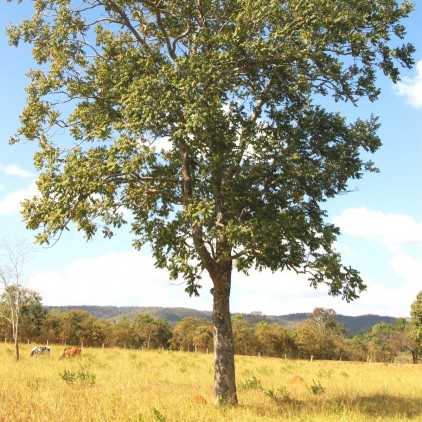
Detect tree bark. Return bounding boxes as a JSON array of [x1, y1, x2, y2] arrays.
[[14, 335, 20, 361], [13, 320, 20, 361], [212, 271, 238, 406]]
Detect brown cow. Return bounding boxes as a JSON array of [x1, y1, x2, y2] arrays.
[[59, 346, 82, 359]]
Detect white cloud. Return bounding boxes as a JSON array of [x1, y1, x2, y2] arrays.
[[0, 181, 38, 215], [333, 208, 422, 247], [231, 269, 330, 314], [331, 207, 421, 316], [29, 251, 213, 310], [0, 163, 33, 178], [28, 246, 412, 318], [388, 249, 422, 305], [231, 267, 414, 318], [394, 60, 422, 108]]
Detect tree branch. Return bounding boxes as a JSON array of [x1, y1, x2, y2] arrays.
[[155, 7, 177, 61], [103, 1, 152, 53]]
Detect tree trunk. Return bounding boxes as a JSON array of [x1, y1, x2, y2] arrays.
[[212, 274, 238, 406], [13, 322, 20, 361], [14, 335, 20, 361]]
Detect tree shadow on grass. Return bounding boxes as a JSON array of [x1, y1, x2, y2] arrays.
[[246, 393, 422, 420], [348, 394, 422, 419]]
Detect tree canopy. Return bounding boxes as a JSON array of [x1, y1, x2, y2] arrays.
[[410, 290, 422, 362], [8, 0, 413, 298], [8, 0, 415, 404]]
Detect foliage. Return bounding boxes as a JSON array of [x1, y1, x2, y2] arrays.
[[21, 308, 416, 363], [409, 291, 422, 362], [112, 316, 132, 348], [130, 314, 172, 349], [150, 406, 166, 422], [238, 375, 262, 391], [295, 308, 348, 360], [9, 0, 415, 299], [45, 305, 398, 336], [170, 317, 213, 352], [9, 288, 46, 341], [59, 310, 100, 346], [231, 314, 256, 355], [59, 368, 96, 385], [308, 379, 325, 395], [6, 299, 414, 363], [255, 321, 296, 357]]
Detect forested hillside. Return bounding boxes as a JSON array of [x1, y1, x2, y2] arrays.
[[44, 306, 397, 336]]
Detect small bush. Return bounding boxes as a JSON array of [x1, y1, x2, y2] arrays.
[[59, 369, 96, 385], [151, 406, 165, 422], [239, 375, 262, 390], [264, 386, 290, 401], [309, 379, 325, 395]]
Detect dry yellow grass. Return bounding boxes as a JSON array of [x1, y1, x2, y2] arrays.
[[0, 343, 421, 421]]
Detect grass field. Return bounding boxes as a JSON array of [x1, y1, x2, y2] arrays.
[[0, 344, 421, 421]]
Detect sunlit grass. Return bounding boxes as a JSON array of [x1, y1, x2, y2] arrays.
[[0, 344, 421, 421]]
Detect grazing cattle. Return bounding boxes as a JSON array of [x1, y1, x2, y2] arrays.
[[31, 346, 51, 357], [59, 346, 82, 359]]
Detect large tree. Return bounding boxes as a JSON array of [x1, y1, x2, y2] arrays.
[[8, 0, 414, 404]]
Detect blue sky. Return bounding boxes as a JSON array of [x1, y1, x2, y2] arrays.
[[0, 2, 421, 318]]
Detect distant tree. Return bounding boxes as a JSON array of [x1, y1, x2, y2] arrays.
[[17, 289, 47, 342], [192, 324, 214, 353], [347, 332, 370, 362], [39, 310, 64, 344], [255, 321, 295, 358], [366, 322, 399, 362], [60, 310, 94, 346], [295, 308, 347, 360], [348, 319, 412, 363], [409, 291, 422, 363], [8, 0, 414, 404], [170, 317, 213, 352], [88, 318, 113, 347], [309, 308, 338, 334], [0, 238, 33, 360], [231, 314, 256, 355], [130, 314, 171, 349], [113, 316, 133, 348]]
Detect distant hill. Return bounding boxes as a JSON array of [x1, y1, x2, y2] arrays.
[[44, 305, 398, 336]]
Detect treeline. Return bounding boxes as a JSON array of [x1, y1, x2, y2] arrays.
[[1, 306, 418, 363], [45, 305, 397, 336]]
